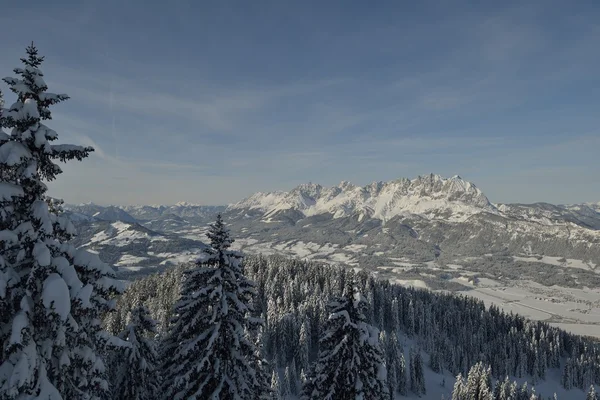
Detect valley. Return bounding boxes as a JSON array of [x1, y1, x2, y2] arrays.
[[65, 174, 600, 339]]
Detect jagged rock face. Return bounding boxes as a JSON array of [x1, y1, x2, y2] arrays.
[[230, 174, 496, 223]]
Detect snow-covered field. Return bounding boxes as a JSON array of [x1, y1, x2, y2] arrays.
[[464, 280, 600, 338]]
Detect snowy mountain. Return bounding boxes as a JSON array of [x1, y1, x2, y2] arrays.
[[122, 203, 225, 220], [65, 203, 138, 224], [69, 219, 207, 277], [66, 175, 600, 278], [230, 174, 496, 223], [223, 174, 600, 270]]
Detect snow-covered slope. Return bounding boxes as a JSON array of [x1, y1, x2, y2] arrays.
[[230, 174, 497, 223], [69, 220, 207, 276], [122, 203, 225, 220], [65, 203, 137, 224]]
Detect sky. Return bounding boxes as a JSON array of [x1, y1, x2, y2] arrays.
[[0, 0, 599, 206]]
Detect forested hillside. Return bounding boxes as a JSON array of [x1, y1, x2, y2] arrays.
[[107, 251, 600, 399]]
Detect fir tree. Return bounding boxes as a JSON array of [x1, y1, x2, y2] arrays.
[[452, 374, 467, 400], [561, 359, 573, 390], [112, 305, 160, 400], [409, 347, 426, 396], [0, 44, 122, 400], [297, 319, 310, 372], [398, 351, 408, 396], [588, 386, 599, 400], [161, 214, 267, 399], [306, 276, 388, 399], [286, 362, 298, 395], [465, 362, 493, 400], [270, 370, 282, 400]]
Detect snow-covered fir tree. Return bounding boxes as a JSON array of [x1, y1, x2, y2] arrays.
[[269, 370, 282, 400], [161, 214, 267, 399], [409, 347, 426, 396], [465, 361, 493, 400], [452, 374, 467, 400], [304, 275, 388, 400], [382, 330, 406, 398], [588, 386, 599, 400], [111, 305, 160, 400], [0, 44, 123, 400]]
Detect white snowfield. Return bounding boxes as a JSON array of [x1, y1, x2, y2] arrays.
[[465, 279, 600, 339]]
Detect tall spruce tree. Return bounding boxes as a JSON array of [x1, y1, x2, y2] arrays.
[[112, 305, 160, 400], [409, 347, 426, 396], [161, 214, 267, 399], [305, 276, 388, 400], [0, 44, 123, 400], [588, 385, 599, 400], [452, 374, 467, 400], [270, 370, 282, 400], [465, 362, 493, 400]]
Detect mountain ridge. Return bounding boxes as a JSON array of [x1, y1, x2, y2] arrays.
[[228, 174, 600, 228]]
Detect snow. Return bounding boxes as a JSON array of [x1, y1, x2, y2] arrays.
[[0, 141, 31, 166], [392, 279, 429, 289], [514, 255, 597, 272], [32, 200, 53, 233], [0, 230, 18, 245], [116, 254, 148, 266], [22, 98, 40, 119], [344, 244, 368, 252], [76, 284, 93, 308], [42, 273, 71, 320], [53, 256, 83, 294], [9, 311, 28, 345], [33, 241, 51, 266], [88, 230, 111, 244], [459, 280, 600, 338], [50, 144, 87, 152]]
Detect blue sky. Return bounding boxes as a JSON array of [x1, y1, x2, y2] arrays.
[[1, 0, 599, 205]]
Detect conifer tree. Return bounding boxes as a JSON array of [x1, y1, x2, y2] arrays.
[[161, 214, 267, 399], [305, 276, 388, 399], [0, 44, 123, 400], [465, 362, 493, 400], [409, 348, 426, 396], [112, 305, 160, 400], [383, 330, 404, 398], [297, 319, 310, 372], [398, 350, 408, 396], [281, 366, 291, 397], [588, 385, 599, 400], [561, 359, 573, 390], [452, 374, 467, 400], [270, 370, 282, 400], [286, 362, 298, 395]]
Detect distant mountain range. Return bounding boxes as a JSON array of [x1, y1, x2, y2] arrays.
[[65, 174, 600, 288]]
